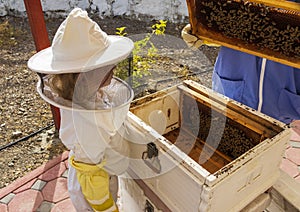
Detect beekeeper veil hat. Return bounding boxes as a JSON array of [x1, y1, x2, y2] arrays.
[[28, 8, 134, 134], [28, 7, 134, 74]]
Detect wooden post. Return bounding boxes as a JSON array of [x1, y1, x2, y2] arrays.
[[24, 0, 61, 130]]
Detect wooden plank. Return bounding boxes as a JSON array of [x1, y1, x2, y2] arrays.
[[183, 128, 233, 163], [164, 128, 232, 174], [196, 25, 300, 69], [186, 0, 198, 34], [249, 0, 300, 12], [24, 0, 61, 130], [178, 85, 277, 138], [183, 80, 284, 133], [23, 0, 50, 51]]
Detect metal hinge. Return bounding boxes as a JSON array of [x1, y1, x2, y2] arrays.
[[142, 142, 161, 174]]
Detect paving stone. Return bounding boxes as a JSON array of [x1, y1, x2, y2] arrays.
[[286, 148, 300, 165], [0, 193, 15, 204], [51, 198, 77, 212], [64, 159, 69, 169], [290, 131, 300, 142], [62, 169, 68, 178], [0, 203, 8, 212], [289, 141, 300, 149], [0, 172, 37, 200], [31, 179, 47, 191], [0, 151, 69, 200], [36, 201, 55, 212], [8, 189, 43, 212], [38, 162, 66, 182], [13, 178, 36, 194], [280, 159, 300, 178], [42, 177, 69, 203]]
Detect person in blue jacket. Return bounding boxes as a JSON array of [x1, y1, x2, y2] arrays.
[[214, 0, 300, 126], [213, 47, 300, 124], [182, 0, 300, 125]]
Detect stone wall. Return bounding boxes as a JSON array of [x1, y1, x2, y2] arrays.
[[0, 0, 189, 23]]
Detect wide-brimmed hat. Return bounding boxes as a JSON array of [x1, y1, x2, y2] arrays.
[[28, 8, 134, 74]]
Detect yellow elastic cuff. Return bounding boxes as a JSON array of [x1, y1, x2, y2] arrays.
[[90, 193, 118, 212], [70, 156, 117, 211], [69, 156, 106, 173]]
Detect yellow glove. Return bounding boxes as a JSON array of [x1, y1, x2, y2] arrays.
[[70, 156, 118, 212], [181, 24, 220, 49]]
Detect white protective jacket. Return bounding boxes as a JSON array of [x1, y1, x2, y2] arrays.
[[38, 76, 135, 211]]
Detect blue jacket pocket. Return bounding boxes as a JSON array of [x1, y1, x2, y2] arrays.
[[278, 89, 300, 123], [212, 72, 245, 103]]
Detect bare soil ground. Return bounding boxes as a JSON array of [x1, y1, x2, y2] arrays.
[[0, 15, 219, 188]]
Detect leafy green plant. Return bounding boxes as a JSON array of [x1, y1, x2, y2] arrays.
[[114, 20, 167, 88], [115, 27, 127, 36]]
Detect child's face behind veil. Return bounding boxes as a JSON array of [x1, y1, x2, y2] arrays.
[[48, 65, 115, 102], [49, 73, 79, 101]]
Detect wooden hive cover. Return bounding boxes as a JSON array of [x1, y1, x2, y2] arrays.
[[186, 0, 300, 68]]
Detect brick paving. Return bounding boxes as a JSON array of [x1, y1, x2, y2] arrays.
[[0, 131, 299, 211], [0, 151, 76, 212], [282, 130, 300, 183]]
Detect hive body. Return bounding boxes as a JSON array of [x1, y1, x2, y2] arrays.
[[119, 80, 290, 211]]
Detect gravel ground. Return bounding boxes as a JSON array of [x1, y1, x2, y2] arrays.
[[0, 15, 219, 188]]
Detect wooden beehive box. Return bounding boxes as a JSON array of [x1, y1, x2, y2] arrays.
[[186, 0, 300, 69], [122, 80, 290, 211]]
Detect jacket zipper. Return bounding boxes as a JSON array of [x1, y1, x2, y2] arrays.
[[257, 58, 267, 112]]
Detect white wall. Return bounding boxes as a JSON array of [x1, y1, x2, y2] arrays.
[[0, 0, 189, 23]]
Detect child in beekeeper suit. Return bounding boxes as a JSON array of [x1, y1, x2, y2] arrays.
[[28, 8, 135, 211]]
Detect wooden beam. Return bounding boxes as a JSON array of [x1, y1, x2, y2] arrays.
[[24, 0, 61, 130], [23, 0, 50, 51]]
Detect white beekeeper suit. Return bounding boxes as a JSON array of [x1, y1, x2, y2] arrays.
[[28, 8, 134, 211]]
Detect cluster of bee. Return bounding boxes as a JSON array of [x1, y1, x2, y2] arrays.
[[196, 0, 300, 58], [215, 124, 255, 159], [184, 106, 255, 160]]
